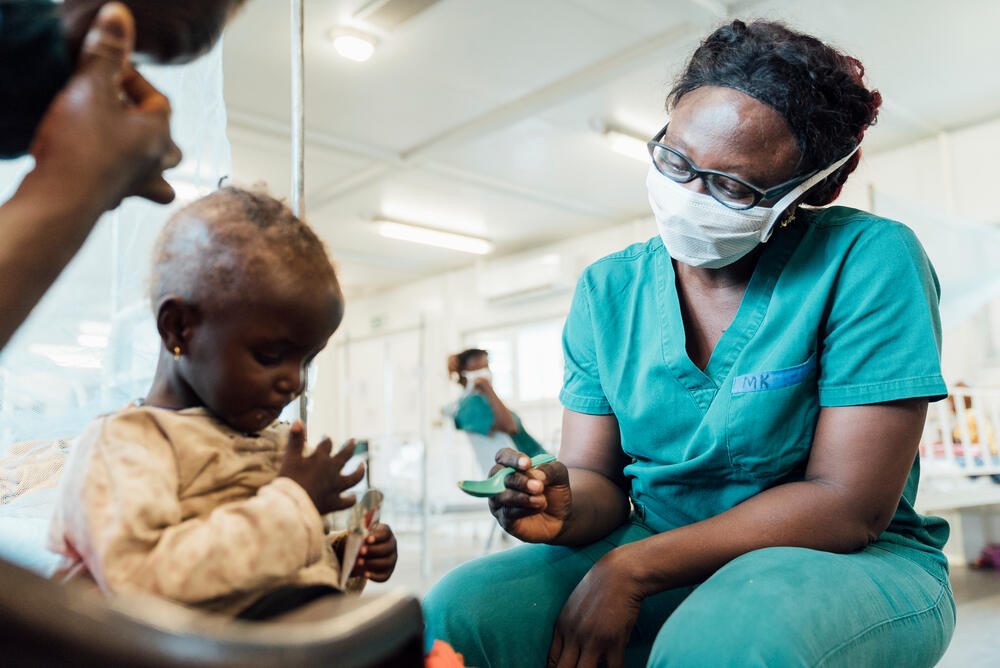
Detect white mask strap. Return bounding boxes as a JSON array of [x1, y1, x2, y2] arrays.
[[759, 145, 860, 242]]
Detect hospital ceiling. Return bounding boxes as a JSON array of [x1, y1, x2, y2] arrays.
[[221, 0, 1000, 296]]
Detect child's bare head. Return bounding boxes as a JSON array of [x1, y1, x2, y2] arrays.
[[151, 186, 340, 315], [150, 187, 344, 433]]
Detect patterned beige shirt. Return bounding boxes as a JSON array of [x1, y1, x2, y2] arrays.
[[48, 405, 349, 615]]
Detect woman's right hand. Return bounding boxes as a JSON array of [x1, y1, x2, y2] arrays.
[[488, 448, 572, 543], [31, 3, 181, 210]]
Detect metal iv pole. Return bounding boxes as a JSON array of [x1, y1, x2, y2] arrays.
[[291, 0, 308, 426]]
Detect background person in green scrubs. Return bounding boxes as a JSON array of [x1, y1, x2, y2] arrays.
[[424, 20, 954, 668], [446, 348, 547, 475]]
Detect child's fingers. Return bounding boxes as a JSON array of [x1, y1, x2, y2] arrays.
[[285, 421, 306, 456], [340, 462, 365, 487], [366, 523, 390, 542], [330, 439, 356, 467], [314, 437, 333, 459], [361, 539, 396, 558], [360, 558, 396, 582], [328, 492, 357, 511], [358, 555, 396, 570]]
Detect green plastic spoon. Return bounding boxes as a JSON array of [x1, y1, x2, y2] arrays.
[[457, 453, 557, 498]]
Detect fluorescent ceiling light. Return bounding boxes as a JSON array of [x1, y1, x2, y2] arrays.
[[374, 219, 494, 255], [604, 127, 649, 163], [328, 27, 377, 62]]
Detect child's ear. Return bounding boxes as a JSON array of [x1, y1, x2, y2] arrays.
[[155, 296, 200, 355]]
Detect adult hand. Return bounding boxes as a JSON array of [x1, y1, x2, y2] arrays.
[[547, 550, 645, 668], [488, 448, 572, 543], [278, 422, 365, 515], [472, 376, 492, 392], [29, 2, 181, 212]]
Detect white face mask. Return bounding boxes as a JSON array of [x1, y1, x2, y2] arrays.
[[462, 368, 492, 387], [646, 147, 859, 269]]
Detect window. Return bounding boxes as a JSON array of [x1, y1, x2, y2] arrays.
[[466, 317, 564, 404], [516, 322, 563, 402]]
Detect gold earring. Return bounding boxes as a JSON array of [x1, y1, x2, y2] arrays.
[[173, 346, 181, 360], [780, 209, 797, 228]]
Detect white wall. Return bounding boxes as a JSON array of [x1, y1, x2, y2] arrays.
[[311, 116, 1000, 462], [841, 118, 1000, 383], [309, 218, 648, 502]]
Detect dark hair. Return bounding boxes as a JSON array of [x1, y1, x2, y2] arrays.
[[62, 0, 249, 64], [447, 348, 488, 380], [667, 20, 882, 206]]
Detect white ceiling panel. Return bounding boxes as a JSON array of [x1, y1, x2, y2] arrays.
[[227, 124, 374, 201], [220, 0, 1000, 294], [307, 166, 607, 249], [428, 116, 650, 217]]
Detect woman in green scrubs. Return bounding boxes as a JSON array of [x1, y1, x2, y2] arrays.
[[446, 348, 547, 472], [424, 20, 954, 668]]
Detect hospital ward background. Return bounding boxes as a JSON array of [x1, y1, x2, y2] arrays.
[[2, 0, 1000, 665]]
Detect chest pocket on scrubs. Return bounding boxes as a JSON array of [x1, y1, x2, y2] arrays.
[[726, 354, 819, 480]]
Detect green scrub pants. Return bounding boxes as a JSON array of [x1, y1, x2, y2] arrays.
[[422, 519, 955, 667]]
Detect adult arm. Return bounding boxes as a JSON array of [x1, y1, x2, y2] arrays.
[[622, 398, 925, 585], [0, 3, 179, 350], [548, 398, 927, 668], [473, 377, 519, 435]]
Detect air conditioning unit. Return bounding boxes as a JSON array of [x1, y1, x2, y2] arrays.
[[475, 253, 580, 306]]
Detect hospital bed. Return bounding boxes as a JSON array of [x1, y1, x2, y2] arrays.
[[917, 385, 1000, 563]]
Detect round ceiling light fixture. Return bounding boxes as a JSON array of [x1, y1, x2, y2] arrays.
[[327, 26, 378, 62]]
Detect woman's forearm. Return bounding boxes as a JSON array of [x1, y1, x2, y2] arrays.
[[551, 467, 631, 546], [615, 479, 876, 595], [480, 384, 519, 435], [0, 169, 105, 349]]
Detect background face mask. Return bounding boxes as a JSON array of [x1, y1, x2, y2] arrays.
[[646, 147, 859, 268], [462, 368, 493, 388]]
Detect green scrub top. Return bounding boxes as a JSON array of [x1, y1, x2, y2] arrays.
[[454, 393, 546, 458], [560, 206, 949, 573]]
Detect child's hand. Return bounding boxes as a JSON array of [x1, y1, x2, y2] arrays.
[[278, 421, 365, 515], [352, 523, 397, 583]]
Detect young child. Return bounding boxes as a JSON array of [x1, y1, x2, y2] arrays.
[[47, 187, 397, 618]]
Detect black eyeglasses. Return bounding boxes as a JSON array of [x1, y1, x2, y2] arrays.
[[647, 123, 810, 210]]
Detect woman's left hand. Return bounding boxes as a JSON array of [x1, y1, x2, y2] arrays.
[[547, 550, 645, 668], [352, 523, 398, 582]]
